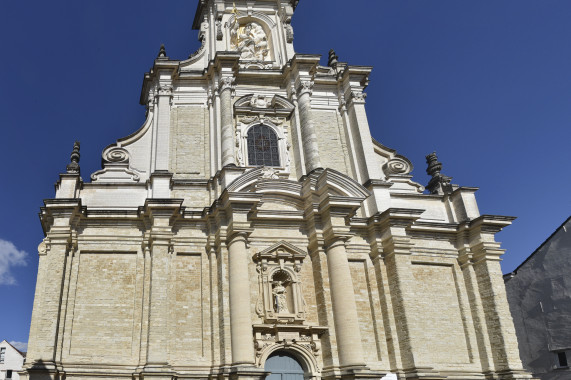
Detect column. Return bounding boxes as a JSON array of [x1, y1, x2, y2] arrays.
[[296, 80, 322, 172], [227, 232, 255, 365], [220, 76, 236, 167], [326, 238, 366, 368]]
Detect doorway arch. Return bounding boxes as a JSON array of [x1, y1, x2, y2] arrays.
[[265, 350, 304, 380]]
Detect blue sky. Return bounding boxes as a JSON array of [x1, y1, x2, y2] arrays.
[[1, 0, 570, 348]]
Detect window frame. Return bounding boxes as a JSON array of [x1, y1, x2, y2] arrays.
[[246, 124, 281, 167], [236, 121, 290, 171]]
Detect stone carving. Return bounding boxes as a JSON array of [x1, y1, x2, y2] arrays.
[[328, 49, 339, 68], [383, 156, 412, 176], [272, 281, 289, 313], [261, 167, 280, 179], [37, 241, 47, 255], [157, 44, 167, 59], [236, 128, 245, 166], [350, 90, 367, 103], [158, 84, 173, 96], [284, 22, 294, 43], [66, 141, 80, 174], [253, 242, 307, 323], [104, 147, 129, 163], [425, 151, 455, 195], [239, 115, 259, 124], [218, 76, 235, 92], [199, 16, 209, 41], [297, 80, 313, 96], [250, 94, 271, 108], [230, 20, 270, 61], [216, 19, 223, 40]]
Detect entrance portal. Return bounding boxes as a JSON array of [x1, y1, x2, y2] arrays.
[[265, 350, 304, 380]]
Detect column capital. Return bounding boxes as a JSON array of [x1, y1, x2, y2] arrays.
[[347, 90, 367, 106], [296, 79, 314, 97], [219, 75, 236, 93]]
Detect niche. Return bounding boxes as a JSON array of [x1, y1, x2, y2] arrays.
[[253, 241, 307, 323]]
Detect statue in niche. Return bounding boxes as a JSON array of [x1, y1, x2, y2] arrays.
[[272, 281, 288, 313], [230, 20, 270, 61]]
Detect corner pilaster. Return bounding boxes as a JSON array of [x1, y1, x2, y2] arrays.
[[25, 199, 83, 380], [465, 216, 532, 380]]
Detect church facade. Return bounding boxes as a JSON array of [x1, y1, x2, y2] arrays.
[[24, 1, 533, 380]]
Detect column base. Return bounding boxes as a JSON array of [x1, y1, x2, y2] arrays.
[[22, 361, 62, 380]]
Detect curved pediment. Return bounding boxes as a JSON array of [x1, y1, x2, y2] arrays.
[[234, 94, 294, 117], [306, 168, 371, 200], [227, 167, 299, 192]]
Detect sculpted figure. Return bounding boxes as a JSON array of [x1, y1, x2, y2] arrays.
[[272, 281, 288, 313], [231, 20, 270, 61]]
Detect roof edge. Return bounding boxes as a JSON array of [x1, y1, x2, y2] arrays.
[[505, 214, 571, 278]]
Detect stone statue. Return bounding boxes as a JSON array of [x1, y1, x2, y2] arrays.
[[230, 20, 270, 61], [272, 281, 288, 313]]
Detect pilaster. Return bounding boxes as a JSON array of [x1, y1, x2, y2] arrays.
[[341, 67, 382, 183], [465, 216, 532, 380], [153, 68, 175, 172], [26, 199, 83, 380], [140, 199, 183, 377], [369, 208, 449, 380]]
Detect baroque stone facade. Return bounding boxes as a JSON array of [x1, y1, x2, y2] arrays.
[[24, 1, 533, 380]]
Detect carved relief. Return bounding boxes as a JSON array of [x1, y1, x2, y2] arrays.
[[253, 326, 326, 368], [218, 76, 235, 92], [253, 241, 307, 323], [349, 90, 367, 103], [297, 80, 314, 97], [383, 156, 412, 176], [230, 20, 271, 61], [284, 23, 294, 43], [250, 94, 271, 108]]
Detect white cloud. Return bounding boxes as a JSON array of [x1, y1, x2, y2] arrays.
[[9, 341, 28, 352], [0, 239, 28, 285]]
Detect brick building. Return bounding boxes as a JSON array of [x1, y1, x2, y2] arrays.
[[24, 1, 533, 379]]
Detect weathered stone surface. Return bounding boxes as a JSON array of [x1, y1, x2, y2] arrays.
[[23, 1, 534, 380]]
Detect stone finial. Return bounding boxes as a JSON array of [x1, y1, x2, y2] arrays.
[[425, 151, 454, 195], [157, 44, 168, 59], [328, 49, 339, 68], [66, 141, 81, 174]]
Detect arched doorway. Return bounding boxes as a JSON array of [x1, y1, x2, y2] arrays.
[[265, 350, 304, 380]]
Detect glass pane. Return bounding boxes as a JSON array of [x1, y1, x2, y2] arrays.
[[247, 125, 280, 167]]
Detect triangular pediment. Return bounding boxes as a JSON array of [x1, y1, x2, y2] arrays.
[[254, 240, 306, 261]]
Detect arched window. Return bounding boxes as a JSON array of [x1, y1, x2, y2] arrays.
[[247, 125, 280, 167], [265, 350, 304, 380]]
